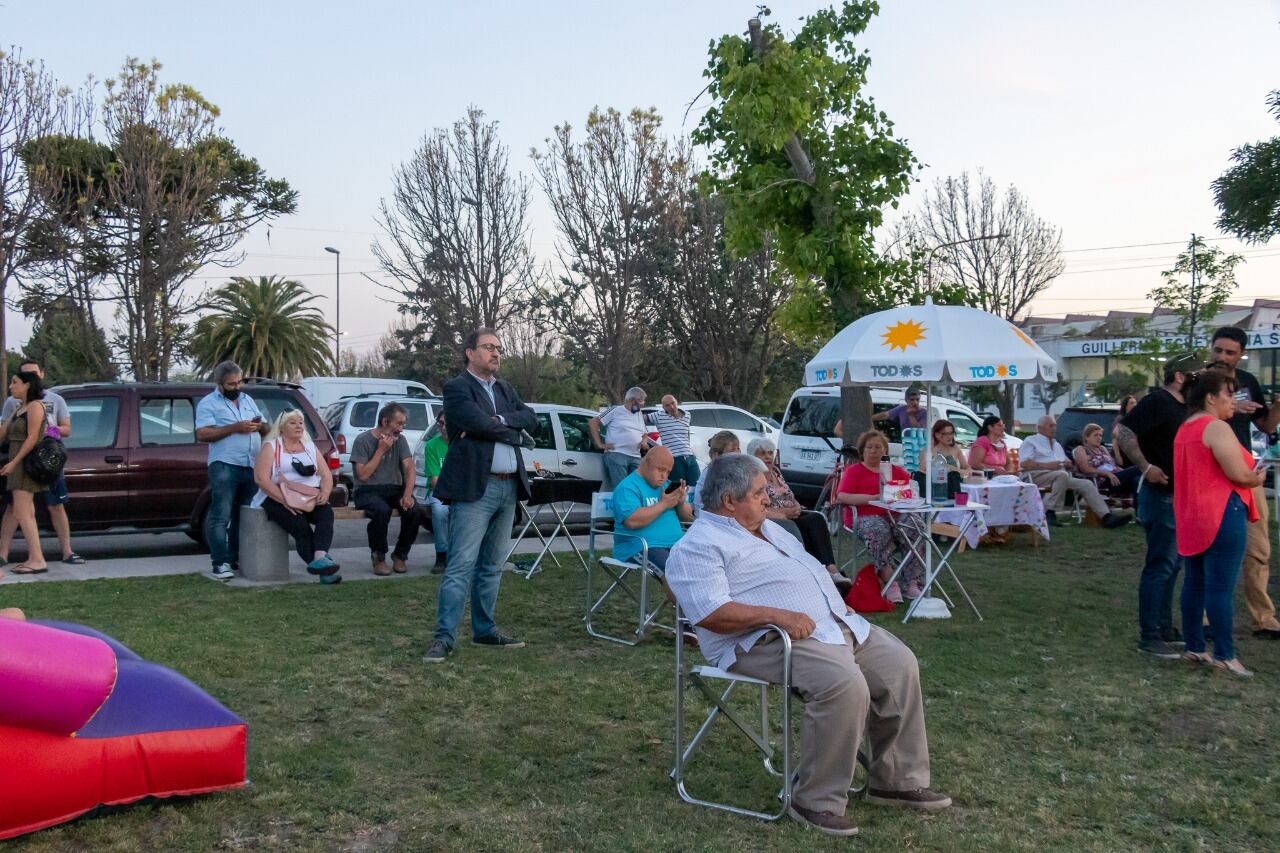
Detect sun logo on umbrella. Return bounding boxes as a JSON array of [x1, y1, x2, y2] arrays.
[[1010, 324, 1037, 349], [882, 320, 927, 351]]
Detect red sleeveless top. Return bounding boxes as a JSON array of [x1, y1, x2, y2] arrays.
[[1173, 415, 1258, 556]]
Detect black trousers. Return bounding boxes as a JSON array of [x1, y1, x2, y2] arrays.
[[261, 497, 335, 563], [354, 485, 425, 559], [779, 511, 836, 568]]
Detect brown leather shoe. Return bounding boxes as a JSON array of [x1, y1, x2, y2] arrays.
[[865, 786, 952, 811], [371, 554, 391, 576], [787, 803, 858, 837], [392, 556, 408, 574]]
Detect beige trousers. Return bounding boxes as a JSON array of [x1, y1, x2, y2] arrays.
[[1028, 469, 1110, 517], [1243, 484, 1279, 631], [730, 623, 930, 816]]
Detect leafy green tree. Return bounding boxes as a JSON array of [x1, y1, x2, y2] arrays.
[[22, 297, 117, 383], [1213, 89, 1280, 243], [694, 2, 919, 327], [1093, 370, 1149, 403], [695, 2, 919, 442], [189, 276, 332, 380], [1148, 235, 1243, 338]]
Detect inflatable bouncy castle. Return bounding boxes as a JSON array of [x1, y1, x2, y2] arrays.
[[0, 618, 248, 840]]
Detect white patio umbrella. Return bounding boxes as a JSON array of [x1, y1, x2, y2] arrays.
[[806, 297, 1059, 503], [806, 297, 1060, 618]]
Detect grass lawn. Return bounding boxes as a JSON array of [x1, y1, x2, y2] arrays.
[[5, 523, 1280, 852]]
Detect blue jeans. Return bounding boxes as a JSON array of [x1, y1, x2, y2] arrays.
[[670, 455, 701, 489], [603, 452, 639, 491], [428, 495, 450, 554], [1137, 486, 1181, 642], [205, 462, 258, 568], [1183, 493, 1249, 661], [433, 476, 517, 647]]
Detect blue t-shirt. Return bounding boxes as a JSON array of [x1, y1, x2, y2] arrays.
[[611, 470, 684, 564]]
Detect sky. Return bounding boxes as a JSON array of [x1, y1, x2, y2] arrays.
[[5, 0, 1280, 358]]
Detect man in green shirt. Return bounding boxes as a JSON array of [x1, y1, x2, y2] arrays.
[[422, 411, 451, 574]]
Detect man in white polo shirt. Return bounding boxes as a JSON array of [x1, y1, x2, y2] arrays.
[[589, 386, 652, 491], [1021, 415, 1131, 529]]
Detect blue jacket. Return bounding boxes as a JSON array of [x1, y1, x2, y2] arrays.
[[434, 371, 538, 503]]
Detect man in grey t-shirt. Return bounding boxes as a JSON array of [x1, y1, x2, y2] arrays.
[[0, 357, 83, 565], [350, 402, 425, 575]]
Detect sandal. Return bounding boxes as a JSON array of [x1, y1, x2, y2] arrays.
[[1183, 651, 1213, 666], [62, 553, 86, 565], [1213, 658, 1254, 678], [12, 564, 48, 574]]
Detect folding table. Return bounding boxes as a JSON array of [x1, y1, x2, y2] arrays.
[[870, 500, 988, 623], [502, 475, 601, 579]]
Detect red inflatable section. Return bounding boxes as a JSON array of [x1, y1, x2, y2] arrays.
[[0, 619, 248, 841], [0, 724, 247, 839]]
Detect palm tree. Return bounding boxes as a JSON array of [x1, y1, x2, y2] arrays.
[[190, 276, 334, 380]]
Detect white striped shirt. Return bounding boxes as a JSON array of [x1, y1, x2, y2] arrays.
[[666, 512, 870, 671], [647, 410, 693, 457]]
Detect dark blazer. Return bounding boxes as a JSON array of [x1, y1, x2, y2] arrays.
[[434, 370, 538, 503]]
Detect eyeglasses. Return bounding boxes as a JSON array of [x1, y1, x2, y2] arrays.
[[475, 343, 503, 354], [938, 430, 955, 436]]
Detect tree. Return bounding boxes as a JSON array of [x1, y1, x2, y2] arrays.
[[647, 151, 793, 408], [189, 276, 332, 380], [21, 59, 297, 380], [1093, 369, 1149, 403], [1213, 89, 1280, 243], [0, 48, 77, 379], [532, 107, 669, 401], [372, 107, 536, 365], [1032, 378, 1070, 414], [695, 3, 921, 443], [22, 296, 117, 383], [1148, 235, 1243, 338], [895, 170, 1065, 423]]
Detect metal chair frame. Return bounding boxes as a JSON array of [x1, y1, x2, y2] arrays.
[[585, 492, 673, 645], [672, 603, 795, 820]]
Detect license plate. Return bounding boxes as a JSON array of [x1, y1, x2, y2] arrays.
[[800, 449, 820, 461]]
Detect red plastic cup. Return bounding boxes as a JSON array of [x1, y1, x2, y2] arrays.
[[955, 492, 970, 507]]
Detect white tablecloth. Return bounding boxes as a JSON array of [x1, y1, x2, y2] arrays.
[[937, 481, 1050, 546]]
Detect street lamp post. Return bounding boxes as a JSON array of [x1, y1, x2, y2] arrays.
[[324, 246, 340, 372], [925, 233, 1008, 293]]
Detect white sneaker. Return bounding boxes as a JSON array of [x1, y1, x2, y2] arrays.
[[883, 583, 903, 604], [210, 564, 234, 580]]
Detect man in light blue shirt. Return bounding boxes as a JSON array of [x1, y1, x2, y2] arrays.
[[666, 453, 950, 837], [195, 361, 268, 580], [611, 446, 693, 574]]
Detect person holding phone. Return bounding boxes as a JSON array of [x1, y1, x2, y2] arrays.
[[195, 361, 269, 581], [611, 445, 694, 575]]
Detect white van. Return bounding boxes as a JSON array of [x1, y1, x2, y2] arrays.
[[300, 376, 434, 410], [777, 387, 1001, 506]]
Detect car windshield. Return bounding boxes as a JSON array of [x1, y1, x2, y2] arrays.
[[783, 395, 840, 437]]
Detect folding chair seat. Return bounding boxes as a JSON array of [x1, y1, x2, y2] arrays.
[[671, 605, 869, 820], [585, 491, 673, 646]]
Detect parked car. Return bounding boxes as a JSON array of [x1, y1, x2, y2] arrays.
[[1054, 405, 1121, 453], [300, 376, 434, 410], [640, 402, 778, 467], [323, 395, 442, 487], [47, 380, 338, 540], [777, 386, 998, 507]]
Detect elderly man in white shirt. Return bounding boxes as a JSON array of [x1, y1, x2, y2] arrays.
[[1021, 415, 1131, 529], [666, 453, 950, 838]]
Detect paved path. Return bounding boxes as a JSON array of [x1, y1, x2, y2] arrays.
[[0, 519, 609, 587]]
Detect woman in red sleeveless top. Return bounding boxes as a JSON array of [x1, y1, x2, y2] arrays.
[[1174, 370, 1263, 677]]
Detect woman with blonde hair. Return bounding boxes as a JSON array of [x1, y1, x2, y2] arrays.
[[252, 410, 340, 584], [1072, 422, 1140, 495]]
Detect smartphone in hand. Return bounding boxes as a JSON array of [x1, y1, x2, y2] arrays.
[[664, 479, 683, 494]]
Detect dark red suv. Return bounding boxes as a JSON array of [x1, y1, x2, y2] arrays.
[[47, 380, 338, 540]]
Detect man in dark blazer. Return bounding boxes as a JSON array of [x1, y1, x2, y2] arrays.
[[426, 328, 538, 664]]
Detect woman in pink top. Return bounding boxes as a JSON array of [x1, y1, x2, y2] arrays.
[[835, 430, 926, 603], [1174, 370, 1263, 677], [967, 416, 1013, 474]]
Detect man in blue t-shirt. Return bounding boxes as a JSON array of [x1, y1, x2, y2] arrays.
[[611, 445, 694, 573]]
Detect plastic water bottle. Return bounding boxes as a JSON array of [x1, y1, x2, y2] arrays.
[[931, 454, 948, 505], [879, 460, 892, 499]]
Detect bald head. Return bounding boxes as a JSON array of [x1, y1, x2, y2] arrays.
[[639, 445, 675, 488], [661, 395, 680, 417]]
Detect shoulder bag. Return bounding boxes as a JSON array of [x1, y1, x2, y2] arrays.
[[23, 407, 66, 486]]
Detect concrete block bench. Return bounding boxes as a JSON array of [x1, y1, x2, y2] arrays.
[[238, 506, 291, 582]]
